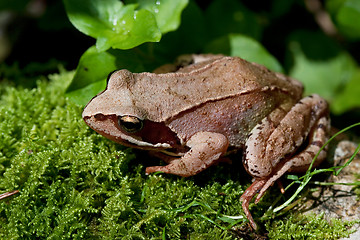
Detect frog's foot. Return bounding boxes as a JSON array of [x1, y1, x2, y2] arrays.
[[146, 132, 229, 177]]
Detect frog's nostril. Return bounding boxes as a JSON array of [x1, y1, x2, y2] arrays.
[[94, 113, 106, 120]]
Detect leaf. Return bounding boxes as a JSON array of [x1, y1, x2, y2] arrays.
[[287, 30, 357, 108], [326, 0, 346, 14], [134, 0, 189, 33], [63, 0, 161, 51], [327, 0, 360, 40], [150, 1, 208, 60], [66, 80, 107, 107], [205, 34, 283, 72], [67, 46, 116, 92], [332, 69, 360, 114]]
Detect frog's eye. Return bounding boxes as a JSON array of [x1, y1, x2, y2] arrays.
[[118, 115, 143, 133]]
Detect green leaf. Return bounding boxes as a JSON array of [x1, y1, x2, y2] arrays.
[[327, 0, 360, 40], [67, 79, 107, 107], [134, 0, 189, 33], [150, 1, 208, 60], [289, 43, 355, 100], [63, 0, 161, 51], [67, 46, 116, 92], [205, 34, 283, 72], [336, 0, 360, 39], [287, 30, 357, 107], [332, 69, 360, 114], [326, 0, 346, 13]]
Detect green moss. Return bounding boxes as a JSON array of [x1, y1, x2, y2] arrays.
[[266, 213, 357, 240], [0, 70, 356, 239]]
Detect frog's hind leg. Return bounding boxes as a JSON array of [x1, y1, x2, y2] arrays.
[[240, 94, 330, 229], [240, 115, 329, 230], [254, 115, 330, 203]]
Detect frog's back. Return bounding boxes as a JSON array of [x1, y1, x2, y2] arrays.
[[132, 57, 303, 122], [167, 90, 281, 147]]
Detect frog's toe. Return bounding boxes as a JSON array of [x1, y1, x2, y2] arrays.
[[145, 166, 165, 175], [240, 178, 268, 230]]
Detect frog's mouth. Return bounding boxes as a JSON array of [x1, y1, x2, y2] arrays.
[[83, 114, 187, 153]]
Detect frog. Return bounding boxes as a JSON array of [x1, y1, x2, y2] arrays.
[[82, 54, 330, 230]]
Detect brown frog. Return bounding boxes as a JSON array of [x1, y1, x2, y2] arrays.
[[82, 55, 330, 229]]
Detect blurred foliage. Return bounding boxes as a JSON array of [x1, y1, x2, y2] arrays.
[[2, 0, 359, 116], [326, 0, 360, 40]]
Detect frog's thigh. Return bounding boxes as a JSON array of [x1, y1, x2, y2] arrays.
[[288, 114, 330, 172], [255, 115, 330, 202], [145, 132, 229, 177], [244, 94, 328, 178]]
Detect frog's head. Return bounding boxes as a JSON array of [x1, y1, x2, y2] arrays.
[[82, 70, 180, 151]]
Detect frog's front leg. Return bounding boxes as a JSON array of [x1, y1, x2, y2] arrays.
[[146, 132, 229, 177], [240, 94, 329, 230]]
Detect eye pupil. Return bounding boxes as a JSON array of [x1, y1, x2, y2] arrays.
[[118, 115, 143, 133]]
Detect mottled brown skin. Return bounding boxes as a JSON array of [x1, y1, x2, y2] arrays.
[[82, 55, 330, 230]]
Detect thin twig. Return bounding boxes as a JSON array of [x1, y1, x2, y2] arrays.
[[0, 190, 19, 200], [304, 0, 341, 39]]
